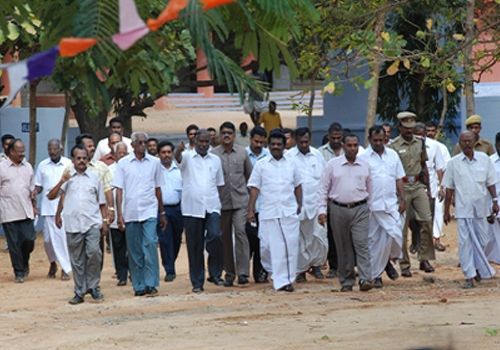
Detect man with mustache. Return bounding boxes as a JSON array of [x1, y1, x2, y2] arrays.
[[444, 131, 497, 288], [452, 115, 494, 156]]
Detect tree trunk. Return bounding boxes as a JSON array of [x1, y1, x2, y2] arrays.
[[307, 79, 315, 132], [72, 98, 108, 142], [28, 81, 37, 166], [364, 10, 386, 143], [464, 0, 475, 116], [438, 85, 448, 130], [61, 91, 71, 149]]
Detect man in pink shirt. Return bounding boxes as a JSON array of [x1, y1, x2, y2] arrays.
[[0, 139, 36, 283], [318, 134, 373, 292]]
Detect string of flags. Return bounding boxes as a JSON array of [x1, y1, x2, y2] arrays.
[[0, 0, 234, 110]]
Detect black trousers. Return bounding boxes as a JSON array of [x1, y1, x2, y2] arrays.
[[3, 218, 35, 278], [110, 228, 129, 282], [183, 213, 223, 289], [157, 204, 184, 275], [245, 213, 266, 281], [326, 207, 338, 271]]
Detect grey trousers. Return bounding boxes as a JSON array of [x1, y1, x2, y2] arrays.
[[221, 208, 250, 278], [328, 202, 371, 287], [67, 227, 102, 297]]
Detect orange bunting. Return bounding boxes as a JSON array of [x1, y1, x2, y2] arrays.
[[147, 0, 188, 31], [59, 38, 98, 57], [201, 0, 235, 10]]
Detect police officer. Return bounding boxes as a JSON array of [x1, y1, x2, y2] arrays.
[[452, 114, 494, 156], [389, 112, 436, 277]]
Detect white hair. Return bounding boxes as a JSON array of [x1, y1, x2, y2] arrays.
[[113, 141, 128, 153], [131, 132, 149, 143]]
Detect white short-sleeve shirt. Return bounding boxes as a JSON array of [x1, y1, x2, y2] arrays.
[[161, 163, 182, 206], [35, 156, 72, 216], [93, 136, 132, 161], [425, 138, 446, 198]]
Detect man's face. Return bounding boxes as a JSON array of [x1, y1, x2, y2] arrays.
[[209, 130, 217, 144], [459, 132, 475, 154], [382, 125, 391, 138], [81, 138, 96, 159], [220, 127, 235, 146], [467, 123, 481, 137], [108, 135, 121, 153], [269, 103, 276, 113], [159, 145, 173, 164], [187, 129, 198, 144], [72, 149, 88, 172], [399, 125, 414, 139], [115, 146, 128, 161], [413, 128, 425, 138], [250, 134, 265, 154], [10, 141, 25, 163], [195, 133, 210, 156], [269, 137, 285, 159], [426, 126, 437, 139], [328, 131, 343, 149], [297, 134, 310, 154], [369, 132, 385, 154], [132, 135, 147, 154], [147, 140, 158, 156], [48, 142, 62, 162], [343, 136, 359, 159], [284, 132, 295, 149], [110, 122, 123, 135]]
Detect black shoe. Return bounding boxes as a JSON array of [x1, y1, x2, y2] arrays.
[[90, 288, 104, 301], [255, 271, 268, 283], [48, 262, 57, 278], [145, 287, 158, 297], [474, 271, 481, 282], [68, 294, 84, 305], [326, 269, 337, 279], [237, 275, 249, 285], [401, 268, 413, 278], [117, 280, 127, 286], [134, 290, 146, 297], [15, 276, 24, 284], [192, 287, 204, 293], [359, 280, 373, 292], [296, 272, 307, 283], [419, 260, 435, 273], [340, 285, 353, 292], [309, 266, 325, 279], [409, 244, 417, 254], [463, 279, 475, 289], [373, 277, 383, 289], [277, 284, 294, 292], [385, 261, 399, 280], [207, 276, 224, 286], [164, 273, 176, 282], [223, 275, 234, 287], [24, 267, 30, 278]]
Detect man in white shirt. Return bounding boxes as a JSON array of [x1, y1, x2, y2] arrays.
[[114, 132, 166, 297], [93, 117, 132, 161], [443, 131, 498, 288], [486, 132, 500, 264], [425, 121, 451, 251], [245, 126, 270, 283], [360, 126, 405, 288], [49, 145, 107, 304], [184, 124, 199, 153], [34, 139, 72, 280], [248, 130, 303, 292], [287, 127, 327, 282], [157, 140, 184, 282], [175, 129, 224, 293]]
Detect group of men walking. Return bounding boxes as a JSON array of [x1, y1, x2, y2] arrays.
[[1, 111, 499, 303]]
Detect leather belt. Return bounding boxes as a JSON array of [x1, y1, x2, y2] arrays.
[[402, 175, 419, 184], [331, 199, 367, 209], [165, 203, 180, 208]]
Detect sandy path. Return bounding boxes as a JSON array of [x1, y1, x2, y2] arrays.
[[1, 220, 499, 349]]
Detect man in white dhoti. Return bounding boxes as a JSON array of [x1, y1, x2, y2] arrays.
[[287, 127, 328, 282], [247, 130, 303, 292], [34, 139, 72, 280], [425, 121, 451, 251], [486, 132, 500, 264], [443, 131, 498, 288], [360, 126, 406, 288]]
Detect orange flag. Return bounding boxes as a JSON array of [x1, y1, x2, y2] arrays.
[[59, 38, 98, 57], [147, 0, 188, 31], [201, 0, 235, 10]]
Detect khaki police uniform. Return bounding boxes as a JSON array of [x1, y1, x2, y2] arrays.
[[389, 135, 436, 271]]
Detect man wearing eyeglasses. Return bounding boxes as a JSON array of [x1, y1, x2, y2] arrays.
[[212, 122, 253, 287]]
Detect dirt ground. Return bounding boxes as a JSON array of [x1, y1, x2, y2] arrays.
[[0, 220, 499, 350]]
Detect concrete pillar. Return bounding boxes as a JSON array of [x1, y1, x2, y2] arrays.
[[196, 48, 214, 97]]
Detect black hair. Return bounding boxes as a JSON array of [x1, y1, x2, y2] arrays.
[[71, 144, 88, 157], [108, 117, 124, 127], [1, 134, 15, 145], [75, 133, 94, 145], [496, 132, 500, 144], [343, 133, 359, 144], [219, 121, 236, 132], [147, 137, 158, 144], [186, 124, 199, 135], [250, 126, 267, 138], [327, 122, 343, 133], [7, 138, 23, 153], [322, 134, 329, 145], [382, 122, 392, 129], [268, 130, 286, 145], [207, 127, 216, 133], [368, 125, 385, 138], [282, 128, 294, 136], [425, 121, 438, 129], [295, 127, 310, 139], [157, 140, 175, 153]]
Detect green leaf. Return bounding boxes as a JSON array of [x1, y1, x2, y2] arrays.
[[7, 22, 19, 41]]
